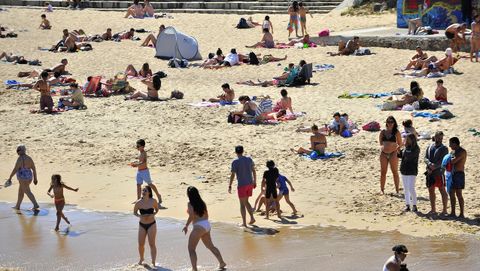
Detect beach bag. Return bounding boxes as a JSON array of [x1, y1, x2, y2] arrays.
[[170, 90, 184, 99], [418, 98, 431, 110], [341, 130, 352, 138], [228, 113, 243, 124], [249, 52, 259, 65], [362, 121, 380, 131], [154, 71, 167, 78], [236, 18, 249, 29], [318, 29, 330, 37], [168, 58, 188, 68]]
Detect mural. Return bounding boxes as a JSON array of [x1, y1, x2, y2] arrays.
[[397, 0, 464, 29]]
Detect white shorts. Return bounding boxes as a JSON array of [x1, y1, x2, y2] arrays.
[[136, 169, 152, 185]]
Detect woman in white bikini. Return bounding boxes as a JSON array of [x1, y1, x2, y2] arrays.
[[183, 186, 226, 271], [6, 145, 40, 211]]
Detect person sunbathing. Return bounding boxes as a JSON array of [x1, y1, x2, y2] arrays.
[[141, 25, 165, 47], [60, 83, 86, 108], [236, 63, 295, 86], [206, 48, 239, 69], [125, 63, 152, 77], [393, 62, 440, 77], [58, 34, 92, 52], [143, 0, 155, 17], [434, 79, 448, 102], [114, 28, 135, 40], [0, 52, 29, 63], [125, 0, 145, 18], [247, 16, 261, 27], [102, 28, 113, 41], [17, 59, 69, 78], [230, 95, 258, 120], [277, 34, 311, 46], [408, 18, 422, 35], [434, 48, 458, 72], [125, 74, 161, 101], [403, 46, 428, 70], [292, 124, 327, 156], [328, 36, 360, 56], [386, 86, 422, 107], [260, 54, 287, 64], [246, 28, 275, 48], [206, 83, 235, 103], [272, 89, 293, 113]]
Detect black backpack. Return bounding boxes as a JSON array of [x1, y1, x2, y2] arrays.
[[249, 52, 259, 65], [236, 18, 249, 29]]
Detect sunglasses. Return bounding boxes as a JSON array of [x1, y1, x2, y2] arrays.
[[386, 121, 394, 124]]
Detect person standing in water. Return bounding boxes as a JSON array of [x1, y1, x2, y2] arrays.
[[47, 174, 79, 231], [448, 137, 467, 218], [383, 245, 409, 271], [183, 186, 226, 271], [130, 139, 162, 203], [134, 186, 159, 267], [6, 145, 40, 211], [229, 145, 257, 227]]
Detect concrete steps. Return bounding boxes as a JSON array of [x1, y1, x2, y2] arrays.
[[0, 0, 342, 14]]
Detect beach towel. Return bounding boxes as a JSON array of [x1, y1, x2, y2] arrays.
[[339, 92, 392, 99], [412, 112, 440, 119], [189, 101, 239, 108], [4, 79, 22, 86], [313, 64, 334, 72], [441, 154, 453, 193], [302, 151, 344, 160]]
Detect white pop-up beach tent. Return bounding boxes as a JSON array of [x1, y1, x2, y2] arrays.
[[155, 27, 202, 61]]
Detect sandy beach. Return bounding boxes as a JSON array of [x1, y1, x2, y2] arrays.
[[0, 7, 479, 266]]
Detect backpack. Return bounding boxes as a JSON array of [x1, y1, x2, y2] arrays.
[[154, 71, 167, 78], [236, 18, 249, 29], [418, 98, 431, 110], [249, 52, 259, 65]]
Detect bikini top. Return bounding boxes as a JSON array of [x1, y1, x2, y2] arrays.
[[139, 208, 154, 215], [382, 130, 397, 142]]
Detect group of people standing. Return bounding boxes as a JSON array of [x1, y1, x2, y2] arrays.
[[379, 117, 467, 218]]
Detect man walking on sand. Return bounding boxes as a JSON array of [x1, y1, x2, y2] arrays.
[[229, 146, 256, 227], [424, 131, 449, 216], [448, 137, 467, 218]]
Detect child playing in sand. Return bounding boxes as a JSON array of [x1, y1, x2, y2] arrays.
[[298, 2, 313, 36], [434, 79, 448, 102], [47, 174, 79, 231], [130, 139, 162, 203], [39, 14, 51, 30]]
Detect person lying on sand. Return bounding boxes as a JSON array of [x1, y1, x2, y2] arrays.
[[59, 82, 86, 109], [236, 63, 295, 86], [102, 28, 113, 41], [0, 52, 40, 65], [0, 25, 17, 38], [247, 16, 261, 28], [277, 34, 311, 46], [291, 124, 327, 156], [205, 83, 235, 103], [205, 48, 240, 69], [408, 18, 422, 35], [125, 74, 161, 101], [17, 59, 69, 78], [114, 28, 136, 40], [39, 14, 51, 30], [393, 62, 440, 77], [246, 28, 275, 49], [125, 0, 145, 18], [385, 85, 422, 107], [328, 36, 360, 56], [141, 25, 165, 47], [125, 63, 152, 77]]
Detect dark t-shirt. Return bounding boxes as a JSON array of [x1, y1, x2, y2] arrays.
[[400, 146, 420, 176], [263, 168, 279, 190]]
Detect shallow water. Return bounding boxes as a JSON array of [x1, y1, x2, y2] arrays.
[[0, 203, 479, 271]]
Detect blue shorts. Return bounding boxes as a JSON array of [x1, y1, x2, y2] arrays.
[[279, 187, 289, 195], [136, 169, 152, 185]]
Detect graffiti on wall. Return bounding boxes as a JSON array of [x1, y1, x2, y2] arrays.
[[397, 0, 463, 29]]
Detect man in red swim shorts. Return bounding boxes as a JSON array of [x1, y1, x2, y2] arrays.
[[424, 131, 449, 215], [229, 145, 257, 227]]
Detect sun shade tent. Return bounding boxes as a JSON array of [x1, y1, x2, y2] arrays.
[[155, 27, 202, 60]]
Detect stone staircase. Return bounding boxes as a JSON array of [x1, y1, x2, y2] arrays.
[[0, 0, 343, 14]]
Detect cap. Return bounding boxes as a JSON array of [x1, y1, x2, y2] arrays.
[[445, 48, 452, 56], [235, 145, 244, 154], [392, 245, 409, 254]]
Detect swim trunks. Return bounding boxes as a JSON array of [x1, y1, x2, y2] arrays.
[[136, 169, 152, 185], [237, 184, 254, 198], [451, 171, 465, 189], [40, 95, 54, 110], [426, 173, 444, 188], [445, 31, 455, 39], [300, 16, 306, 23], [265, 40, 275, 48]]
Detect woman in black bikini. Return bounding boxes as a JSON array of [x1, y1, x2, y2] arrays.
[[379, 116, 402, 194], [134, 186, 159, 267], [293, 124, 327, 156]]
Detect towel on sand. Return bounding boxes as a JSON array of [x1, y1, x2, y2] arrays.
[[302, 151, 344, 160]]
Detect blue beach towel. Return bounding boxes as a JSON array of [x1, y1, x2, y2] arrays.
[[4, 80, 21, 86], [441, 154, 452, 193], [302, 151, 344, 160], [412, 112, 440, 119], [313, 64, 335, 72]]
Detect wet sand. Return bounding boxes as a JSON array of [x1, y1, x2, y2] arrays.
[[1, 203, 479, 270]]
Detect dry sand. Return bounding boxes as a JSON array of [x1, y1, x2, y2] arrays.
[[0, 8, 479, 238]]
